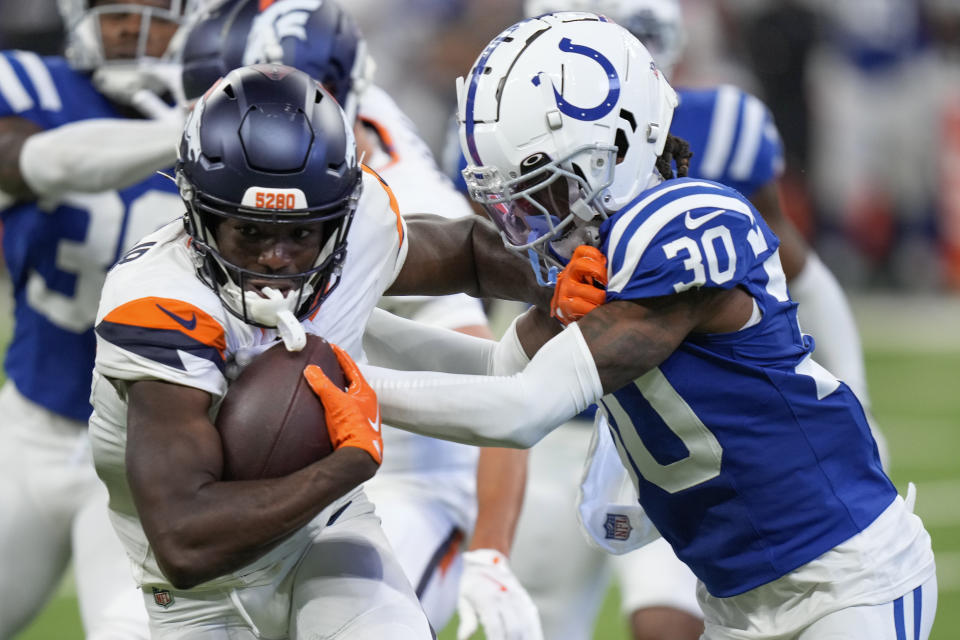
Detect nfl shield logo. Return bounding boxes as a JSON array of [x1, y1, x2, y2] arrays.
[[152, 587, 174, 609], [604, 513, 633, 541]]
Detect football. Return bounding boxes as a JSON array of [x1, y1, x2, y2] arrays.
[[216, 334, 343, 480]]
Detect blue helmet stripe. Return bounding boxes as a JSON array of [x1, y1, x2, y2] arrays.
[[464, 21, 530, 165]]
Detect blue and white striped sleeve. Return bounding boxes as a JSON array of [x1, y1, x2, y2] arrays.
[[696, 86, 784, 198], [0, 50, 63, 120]]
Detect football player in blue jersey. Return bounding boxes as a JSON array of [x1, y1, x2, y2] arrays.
[[354, 13, 938, 640], [523, 0, 878, 422], [0, 0, 199, 636], [441, 2, 888, 637]]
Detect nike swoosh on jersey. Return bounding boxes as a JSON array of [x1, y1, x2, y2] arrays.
[[368, 406, 380, 433], [156, 304, 198, 331], [684, 209, 726, 229]]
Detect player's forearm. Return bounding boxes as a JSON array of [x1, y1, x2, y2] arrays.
[[394, 214, 551, 310], [362, 323, 602, 448], [142, 448, 373, 589], [362, 307, 495, 374], [470, 447, 529, 554], [18, 117, 181, 197], [471, 215, 553, 309]]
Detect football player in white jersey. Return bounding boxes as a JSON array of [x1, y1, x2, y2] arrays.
[[177, 1, 540, 637], [352, 12, 937, 640], [90, 60, 555, 638], [0, 1, 201, 635], [89, 64, 437, 639]]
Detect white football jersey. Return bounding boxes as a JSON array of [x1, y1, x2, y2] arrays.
[[88, 169, 407, 589], [359, 85, 485, 497]]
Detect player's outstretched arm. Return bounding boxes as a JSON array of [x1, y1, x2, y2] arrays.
[[0, 113, 181, 202], [363, 285, 752, 448], [389, 213, 552, 311], [125, 378, 376, 590]]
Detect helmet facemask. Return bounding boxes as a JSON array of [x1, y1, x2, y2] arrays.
[[464, 143, 616, 285], [179, 172, 361, 330], [59, 0, 193, 101], [175, 64, 363, 348]]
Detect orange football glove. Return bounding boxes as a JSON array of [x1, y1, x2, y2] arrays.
[[303, 344, 383, 465], [550, 245, 608, 325]]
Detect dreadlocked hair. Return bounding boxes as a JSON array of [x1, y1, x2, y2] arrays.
[[655, 134, 693, 181]]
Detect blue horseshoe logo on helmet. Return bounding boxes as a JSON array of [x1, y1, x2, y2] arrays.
[[532, 37, 620, 121]]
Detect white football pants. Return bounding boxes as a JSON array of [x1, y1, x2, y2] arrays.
[[364, 468, 474, 632], [796, 575, 937, 640], [142, 496, 433, 639]]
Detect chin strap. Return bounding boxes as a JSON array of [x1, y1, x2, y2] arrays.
[[527, 249, 559, 287]]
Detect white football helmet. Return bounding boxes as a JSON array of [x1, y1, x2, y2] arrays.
[[524, 0, 686, 76], [457, 12, 677, 283], [57, 0, 203, 104]]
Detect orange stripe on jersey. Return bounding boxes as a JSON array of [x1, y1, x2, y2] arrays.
[[103, 297, 227, 358], [307, 279, 337, 322], [438, 530, 465, 576], [258, 0, 276, 10], [361, 164, 404, 246], [358, 116, 400, 170]]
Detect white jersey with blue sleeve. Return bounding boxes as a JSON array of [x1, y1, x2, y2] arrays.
[[0, 51, 180, 422], [671, 85, 784, 199], [598, 178, 896, 597]]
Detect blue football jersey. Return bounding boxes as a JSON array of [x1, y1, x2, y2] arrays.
[[598, 178, 895, 597], [0, 51, 181, 422], [671, 85, 784, 199]]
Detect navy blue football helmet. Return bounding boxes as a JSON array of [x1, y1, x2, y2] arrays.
[[176, 63, 362, 327], [180, 0, 369, 121]]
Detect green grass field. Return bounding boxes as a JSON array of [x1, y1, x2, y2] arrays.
[[7, 295, 960, 639]]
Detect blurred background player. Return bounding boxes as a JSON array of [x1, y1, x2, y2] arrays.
[[0, 0, 198, 636], [178, 1, 541, 637], [434, 1, 889, 638], [806, 0, 942, 290]]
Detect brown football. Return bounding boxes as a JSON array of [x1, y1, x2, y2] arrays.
[[216, 335, 342, 480]]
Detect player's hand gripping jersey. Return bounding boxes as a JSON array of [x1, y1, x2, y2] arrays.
[[88, 169, 405, 588], [0, 51, 180, 421]]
